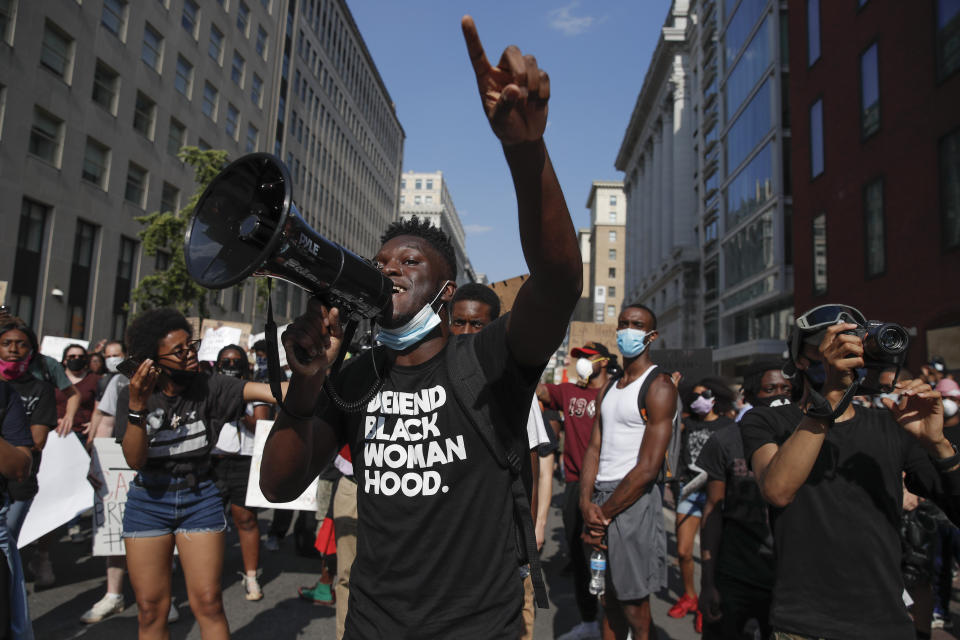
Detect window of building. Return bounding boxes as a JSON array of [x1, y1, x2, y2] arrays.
[[607, 305, 615, 317], [225, 103, 239, 139], [608, 211, 617, 222], [81, 137, 109, 188], [941, 129, 960, 250], [112, 236, 137, 340], [141, 23, 163, 71], [92, 59, 119, 113], [863, 179, 885, 277], [414, 195, 422, 205], [807, 0, 820, 66], [101, 0, 127, 38], [608, 286, 616, 297], [174, 55, 193, 97], [29, 107, 62, 165], [208, 24, 224, 63], [167, 117, 185, 156], [255, 25, 268, 58], [401, 179, 406, 189], [723, 210, 775, 287], [251, 73, 263, 107], [608, 248, 616, 260], [399, 195, 405, 204], [812, 213, 828, 295], [860, 43, 880, 138], [936, 0, 960, 80], [245, 123, 258, 152], [0, 0, 15, 45], [11, 199, 48, 326], [125, 162, 147, 207], [202, 82, 218, 119], [725, 142, 774, 227], [182, 0, 199, 38], [415, 179, 422, 189], [810, 99, 824, 177], [237, 1, 250, 35], [426, 179, 433, 189], [608, 230, 617, 242], [725, 78, 772, 173], [67, 219, 98, 337], [133, 91, 156, 139], [231, 50, 245, 86], [424, 195, 433, 204], [160, 181, 179, 212], [41, 20, 73, 80], [609, 195, 617, 206], [724, 16, 772, 118], [261, 0, 270, 12], [608, 267, 616, 278]]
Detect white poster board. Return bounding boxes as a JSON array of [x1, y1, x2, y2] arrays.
[[245, 419, 317, 511], [197, 325, 244, 362], [39, 336, 90, 360], [89, 439, 135, 556], [248, 327, 290, 367], [18, 434, 94, 548]]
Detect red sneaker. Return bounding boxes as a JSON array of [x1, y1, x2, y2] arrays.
[[667, 594, 698, 618], [695, 610, 703, 633]]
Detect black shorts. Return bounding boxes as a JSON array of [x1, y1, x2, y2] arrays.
[[212, 456, 256, 509]]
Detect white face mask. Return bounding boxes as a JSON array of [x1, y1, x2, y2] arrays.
[[105, 356, 123, 373], [945, 398, 959, 419], [575, 358, 594, 385]]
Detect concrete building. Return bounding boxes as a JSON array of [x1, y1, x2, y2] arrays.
[[571, 227, 593, 322], [615, 1, 698, 348], [0, 0, 403, 341], [584, 181, 627, 326], [398, 170, 477, 284], [788, 0, 960, 367]]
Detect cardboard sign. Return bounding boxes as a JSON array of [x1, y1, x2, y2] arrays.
[[89, 439, 135, 556], [200, 319, 253, 356], [245, 420, 317, 511], [39, 336, 90, 360], [197, 325, 244, 362], [18, 433, 94, 548]]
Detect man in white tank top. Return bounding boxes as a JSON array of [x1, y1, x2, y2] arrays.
[[578, 304, 678, 640]]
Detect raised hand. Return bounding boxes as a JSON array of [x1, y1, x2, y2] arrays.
[[128, 359, 160, 411], [281, 299, 343, 379], [883, 379, 947, 450], [461, 15, 550, 146]]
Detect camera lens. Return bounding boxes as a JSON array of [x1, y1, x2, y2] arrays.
[[878, 327, 905, 352]]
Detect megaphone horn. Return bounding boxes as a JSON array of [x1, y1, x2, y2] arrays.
[[184, 153, 392, 322]]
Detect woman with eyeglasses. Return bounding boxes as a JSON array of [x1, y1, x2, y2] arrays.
[[210, 344, 270, 602], [117, 309, 282, 640], [667, 378, 736, 632]]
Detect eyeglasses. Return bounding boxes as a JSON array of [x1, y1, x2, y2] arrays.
[[697, 389, 714, 399], [796, 304, 866, 332], [218, 358, 245, 368], [157, 339, 201, 361]]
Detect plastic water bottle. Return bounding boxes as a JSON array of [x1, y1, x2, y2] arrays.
[[588, 547, 606, 596]]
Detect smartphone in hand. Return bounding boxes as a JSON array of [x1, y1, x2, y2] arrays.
[[116, 358, 142, 379]]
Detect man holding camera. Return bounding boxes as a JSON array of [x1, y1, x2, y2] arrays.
[[741, 304, 960, 640], [260, 16, 581, 639]]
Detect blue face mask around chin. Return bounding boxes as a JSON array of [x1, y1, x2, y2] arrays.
[[803, 360, 826, 390], [616, 328, 650, 358], [375, 281, 451, 351]]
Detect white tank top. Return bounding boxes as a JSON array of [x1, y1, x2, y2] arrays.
[[596, 365, 659, 483]]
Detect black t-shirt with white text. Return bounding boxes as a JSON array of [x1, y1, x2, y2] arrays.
[[681, 415, 734, 482], [695, 421, 773, 589], [323, 315, 541, 639], [740, 404, 960, 640]]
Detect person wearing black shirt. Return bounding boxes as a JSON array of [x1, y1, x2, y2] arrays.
[[697, 362, 790, 639], [742, 310, 960, 640], [261, 16, 582, 639]]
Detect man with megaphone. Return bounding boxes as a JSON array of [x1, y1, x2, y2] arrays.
[[259, 15, 582, 639]]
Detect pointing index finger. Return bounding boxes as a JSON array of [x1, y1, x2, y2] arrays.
[[461, 15, 491, 77]]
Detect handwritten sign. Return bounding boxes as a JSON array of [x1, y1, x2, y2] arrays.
[[90, 439, 136, 556], [197, 325, 244, 362], [245, 420, 317, 511], [39, 336, 90, 360]]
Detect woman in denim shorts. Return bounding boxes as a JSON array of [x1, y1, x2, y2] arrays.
[[117, 309, 279, 639]]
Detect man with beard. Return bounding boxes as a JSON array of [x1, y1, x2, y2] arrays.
[[742, 305, 960, 640], [260, 16, 581, 638]]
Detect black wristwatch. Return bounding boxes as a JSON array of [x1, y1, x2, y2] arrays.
[[934, 442, 960, 472], [128, 410, 146, 426]]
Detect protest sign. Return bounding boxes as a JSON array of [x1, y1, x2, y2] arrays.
[[245, 420, 317, 511], [39, 336, 90, 360], [18, 433, 93, 548], [90, 439, 136, 556], [197, 325, 244, 362], [248, 327, 289, 367]]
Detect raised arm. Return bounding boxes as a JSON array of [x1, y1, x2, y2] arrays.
[[461, 16, 582, 367]]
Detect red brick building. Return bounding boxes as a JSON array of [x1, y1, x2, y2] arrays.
[[789, 0, 960, 369]]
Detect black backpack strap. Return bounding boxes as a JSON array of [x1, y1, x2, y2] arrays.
[[445, 335, 549, 609], [635, 365, 659, 422]]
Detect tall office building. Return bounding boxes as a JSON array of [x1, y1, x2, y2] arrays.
[[398, 170, 477, 284], [584, 181, 627, 326], [0, 0, 403, 341]]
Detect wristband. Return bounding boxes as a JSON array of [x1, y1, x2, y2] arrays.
[[128, 410, 146, 426], [933, 442, 960, 472]]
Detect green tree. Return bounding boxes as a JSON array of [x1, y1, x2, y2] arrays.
[[131, 147, 229, 317]]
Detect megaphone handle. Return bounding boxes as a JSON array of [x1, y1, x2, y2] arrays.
[[292, 344, 315, 365]]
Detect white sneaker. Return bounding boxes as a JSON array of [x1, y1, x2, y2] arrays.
[[29, 553, 55, 588], [241, 572, 264, 601], [80, 593, 124, 623], [557, 620, 601, 640], [168, 597, 180, 623]]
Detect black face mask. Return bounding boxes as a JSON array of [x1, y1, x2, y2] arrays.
[[65, 358, 87, 372], [162, 366, 200, 388], [754, 394, 791, 408], [218, 366, 244, 378]]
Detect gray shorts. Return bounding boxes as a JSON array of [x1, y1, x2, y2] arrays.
[[593, 481, 667, 601]]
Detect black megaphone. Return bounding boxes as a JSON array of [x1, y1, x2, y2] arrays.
[[183, 153, 392, 323]]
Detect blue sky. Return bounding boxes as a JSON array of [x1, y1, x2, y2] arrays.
[[349, 0, 672, 282]]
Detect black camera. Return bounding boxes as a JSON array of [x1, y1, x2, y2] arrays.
[[844, 320, 909, 394]]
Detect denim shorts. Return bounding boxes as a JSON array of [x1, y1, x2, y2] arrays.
[[122, 475, 227, 538], [677, 488, 707, 518]]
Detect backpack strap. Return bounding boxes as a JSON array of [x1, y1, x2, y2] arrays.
[[445, 334, 549, 609], [635, 365, 660, 422]]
